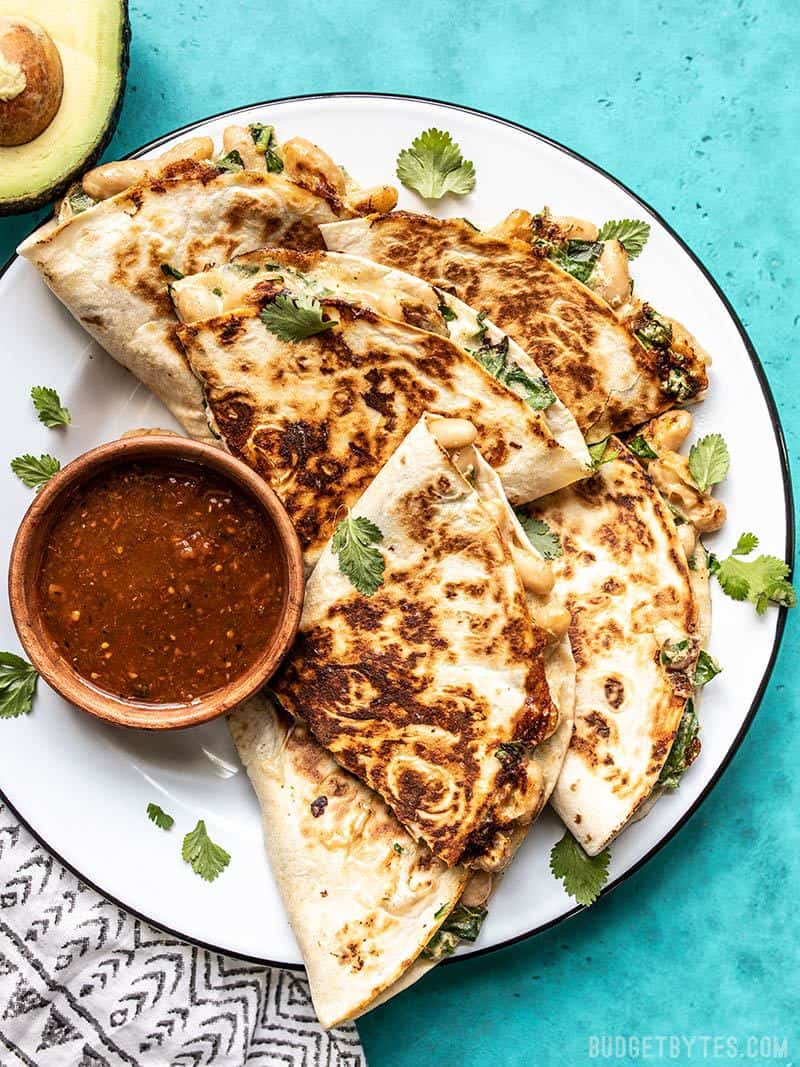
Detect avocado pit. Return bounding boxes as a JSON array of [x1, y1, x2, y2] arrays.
[[0, 15, 63, 146]]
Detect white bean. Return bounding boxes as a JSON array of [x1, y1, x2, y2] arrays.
[[157, 136, 214, 167], [221, 127, 262, 170], [281, 137, 347, 198], [512, 545, 554, 596], [529, 601, 571, 641], [173, 285, 223, 324], [82, 159, 152, 200], [593, 239, 632, 307], [346, 184, 398, 214], [428, 417, 478, 451], [551, 215, 598, 241]]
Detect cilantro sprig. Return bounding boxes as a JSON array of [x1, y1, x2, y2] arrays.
[[182, 820, 231, 882], [11, 453, 60, 491], [688, 433, 729, 493], [396, 129, 476, 200], [515, 511, 563, 560], [0, 653, 38, 719], [550, 831, 610, 906], [331, 513, 385, 596], [708, 533, 795, 613], [259, 295, 335, 342], [596, 219, 651, 259], [31, 386, 71, 428], [147, 803, 174, 831]]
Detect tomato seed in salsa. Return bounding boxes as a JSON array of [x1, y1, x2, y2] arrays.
[[37, 460, 285, 705]]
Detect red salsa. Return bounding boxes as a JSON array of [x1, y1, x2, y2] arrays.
[[37, 460, 285, 705]]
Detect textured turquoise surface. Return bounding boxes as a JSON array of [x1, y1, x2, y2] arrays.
[[1, 3, 797, 1064]]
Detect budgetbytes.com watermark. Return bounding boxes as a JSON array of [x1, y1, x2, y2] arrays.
[[588, 1035, 791, 1061]]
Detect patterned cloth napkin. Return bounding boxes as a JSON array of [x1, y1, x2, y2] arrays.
[[0, 803, 364, 1066]]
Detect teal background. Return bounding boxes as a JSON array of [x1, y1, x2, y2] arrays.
[[1, 2, 797, 1064]]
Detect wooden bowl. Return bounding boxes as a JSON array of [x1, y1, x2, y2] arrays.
[[8, 435, 304, 730]]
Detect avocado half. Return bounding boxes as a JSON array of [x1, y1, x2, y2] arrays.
[[0, 0, 130, 216]]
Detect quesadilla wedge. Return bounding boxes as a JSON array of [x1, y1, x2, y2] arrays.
[[170, 247, 590, 491], [524, 439, 703, 855], [229, 625, 575, 1028], [321, 213, 709, 441], [175, 294, 588, 561], [18, 128, 389, 444], [273, 414, 568, 869], [228, 693, 468, 1030]]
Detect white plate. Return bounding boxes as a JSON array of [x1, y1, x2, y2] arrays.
[[0, 94, 792, 967]]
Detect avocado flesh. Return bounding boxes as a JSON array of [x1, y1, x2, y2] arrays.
[[0, 0, 129, 216]]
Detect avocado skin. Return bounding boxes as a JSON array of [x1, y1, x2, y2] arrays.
[[0, 1, 131, 218]]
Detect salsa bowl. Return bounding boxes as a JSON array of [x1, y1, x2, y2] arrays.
[[8, 434, 304, 729]]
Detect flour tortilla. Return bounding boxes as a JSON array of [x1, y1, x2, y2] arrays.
[[17, 160, 348, 443], [272, 415, 563, 869], [170, 247, 590, 490], [176, 295, 587, 562], [228, 693, 467, 1030], [322, 213, 708, 442], [526, 440, 701, 854]]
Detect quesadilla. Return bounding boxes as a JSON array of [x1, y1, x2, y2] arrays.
[[322, 213, 709, 441], [524, 439, 703, 854], [175, 292, 588, 561], [170, 247, 590, 489], [272, 414, 568, 869], [18, 130, 383, 443]]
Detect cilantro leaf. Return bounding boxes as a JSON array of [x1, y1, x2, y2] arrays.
[[688, 433, 730, 493], [596, 219, 651, 259], [31, 386, 71, 428], [658, 699, 700, 789], [0, 653, 38, 719], [147, 802, 174, 830], [709, 534, 795, 613], [694, 650, 721, 688], [160, 263, 184, 280], [331, 513, 385, 596], [732, 532, 758, 556], [549, 831, 610, 906], [627, 434, 658, 460], [515, 510, 563, 560], [216, 149, 245, 173], [396, 128, 476, 199], [438, 302, 457, 322], [11, 453, 60, 491], [181, 820, 230, 882], [587, 438, 619, 470], [550, 239, 604, 285], [259, 294, 335, 342], [475, 336, 556, 410]]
